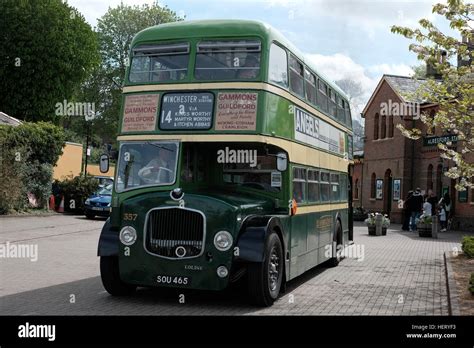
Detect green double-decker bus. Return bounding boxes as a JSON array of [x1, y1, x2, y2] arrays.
[[98, 19, 354, 306]]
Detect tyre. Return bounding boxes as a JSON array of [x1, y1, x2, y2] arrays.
[[328, 220, 343, 267], [248, 232, 283, 307], [100, 256, 136, 296], [85, 212, 95, 219]]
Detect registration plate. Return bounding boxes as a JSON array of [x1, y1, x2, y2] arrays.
[[156, 275, 191, 286], [92, 207, 105, 211]]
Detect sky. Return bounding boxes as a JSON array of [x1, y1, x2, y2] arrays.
[[67, 0, 455, 118]]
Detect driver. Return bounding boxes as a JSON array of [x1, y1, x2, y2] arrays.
[[138, 147, 174, 184]]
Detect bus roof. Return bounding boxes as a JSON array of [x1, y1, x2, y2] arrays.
[[132, 19, 349, 102]]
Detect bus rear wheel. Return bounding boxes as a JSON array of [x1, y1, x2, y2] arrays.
[[247, 232, 283, 307], [100, 256, 136, 296], [328, 220, 343, 267]]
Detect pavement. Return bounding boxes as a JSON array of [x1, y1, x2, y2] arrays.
[[0, 214, 470, 315]]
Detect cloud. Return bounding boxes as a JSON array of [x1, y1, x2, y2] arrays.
[[265, 0, 440, 39], [305, 52, 414, 118]]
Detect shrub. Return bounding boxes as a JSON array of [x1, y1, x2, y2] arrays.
[[461, 236, 474, 258], [0, 145, 29, 213], [0, 122, 65, 213], [469, 273, 474, 295], [56, 176, 99, 213]]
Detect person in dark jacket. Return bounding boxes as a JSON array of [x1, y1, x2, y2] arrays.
[[427, 189, 438, 216], [402, 190, 413, 231], [409, 188, 423, 231]]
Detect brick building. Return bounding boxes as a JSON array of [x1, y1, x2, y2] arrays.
[[355, 74, 473, 230]]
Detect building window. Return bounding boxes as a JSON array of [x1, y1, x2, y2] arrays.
[[388, 115, 394, 137], [354, 179, 359, 200], [370, 173, 376, 199], [381, 115, 387, 139], [428, 110, 436, 135], [374, 113, 379, 140], [471, 178, 474, 203], [436, 164, 443, 197], [427, 164, 433, 191]]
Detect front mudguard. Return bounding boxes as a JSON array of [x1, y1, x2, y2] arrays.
[[97, 218, 119, 256], [235, 216, 285, 263]]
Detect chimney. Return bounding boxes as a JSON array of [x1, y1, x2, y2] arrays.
[[457, 30, 473, 69], [426, 50, 447, 79]]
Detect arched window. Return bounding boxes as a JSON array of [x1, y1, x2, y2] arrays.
[[429, 110, 436, 135], [436, 164, 443, 197], [354, 179, 359, 199], [427, 164, 433, 191], [381, 115, 387, 139], [388, 115, 394, 137], [374, 113, 379, 140], [370, 173, 376, 198]]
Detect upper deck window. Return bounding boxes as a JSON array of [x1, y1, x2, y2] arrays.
[[129, 43, 190, 83], [269, 43, 288, 88], [289, 54, 304, 98], [195, 40, 261, 80]]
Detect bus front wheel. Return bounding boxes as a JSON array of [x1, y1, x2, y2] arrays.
[[100, 256, 136, 296], [247, 232, 283, 307]]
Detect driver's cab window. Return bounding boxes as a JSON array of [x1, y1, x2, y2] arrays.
[[116, 142, 178, 192]]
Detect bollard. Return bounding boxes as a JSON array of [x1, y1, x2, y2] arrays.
[[431, 215, 438, 239], [375, 214, 383, 236]]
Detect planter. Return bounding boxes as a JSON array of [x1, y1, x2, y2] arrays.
[[368, 226, 387, 236], [418, 223, 432, 237]]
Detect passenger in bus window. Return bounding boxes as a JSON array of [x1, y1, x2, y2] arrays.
[[237, 54, 259, 79]]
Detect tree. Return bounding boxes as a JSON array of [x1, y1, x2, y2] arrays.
[[77, 3, 183, 143], [411, 64, 427, 78], [336, 78, 365, 151], [0, 0, 99, 122], [391, 0, 473, 190]]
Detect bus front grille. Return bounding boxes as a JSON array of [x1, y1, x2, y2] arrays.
[[145, 208, 205, 258]]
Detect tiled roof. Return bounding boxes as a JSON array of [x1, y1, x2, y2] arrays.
[[384, 75, 427, 103], [0, 112, 22, 126]]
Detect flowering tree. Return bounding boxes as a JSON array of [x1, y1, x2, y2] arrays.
[[391, 0, 473, 190]]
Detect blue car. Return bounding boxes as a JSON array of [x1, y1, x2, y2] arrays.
[[84, 184, 112, 219]]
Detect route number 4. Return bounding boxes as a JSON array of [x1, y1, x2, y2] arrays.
[[162, 110, 172, 123]]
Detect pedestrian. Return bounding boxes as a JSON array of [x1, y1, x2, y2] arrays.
[[423, 196, 432, 216], [427, 189, 438, 216], [402, 190, 413, 231], [439, 192, 452, 230], [439, 203, 447, 231], [409, 188, 423, 231]]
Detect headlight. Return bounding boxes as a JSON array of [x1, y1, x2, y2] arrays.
[[213, 231, 233, 251], [119, 226, 137, 246], [85, 199, 90, 205]]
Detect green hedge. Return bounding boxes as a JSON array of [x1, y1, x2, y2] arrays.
[[0, 122, 65, 213], [462, 236, 474, 258], [469, 273, 474, 295], [54, 176, 99, 213]]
